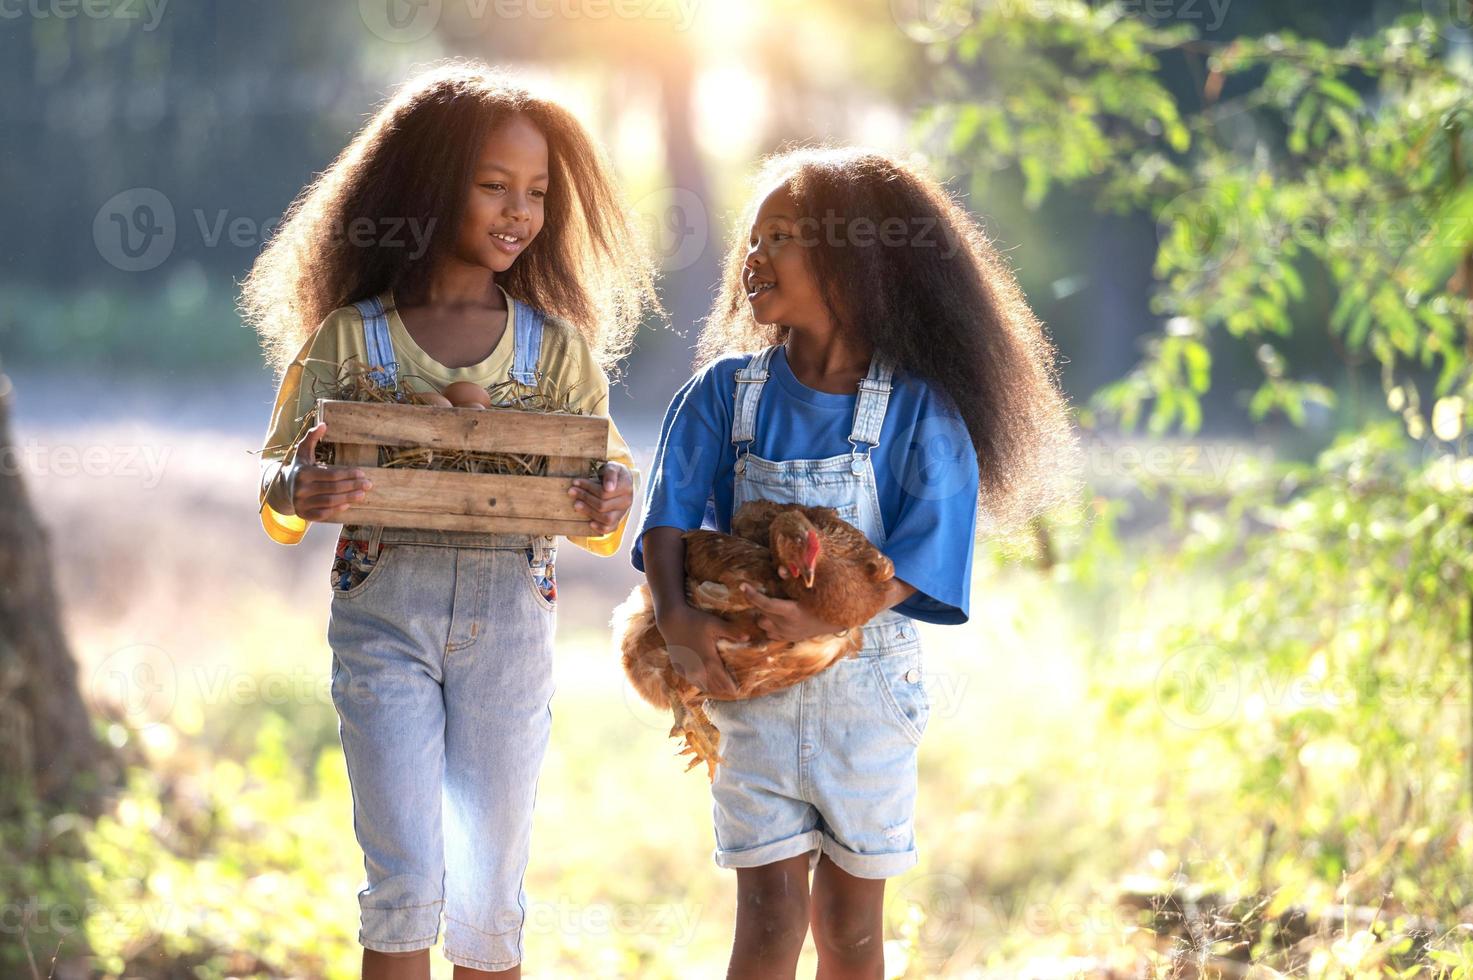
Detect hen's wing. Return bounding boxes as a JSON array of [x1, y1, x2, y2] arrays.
[[682, 529, 784, 596], [731, 499, 788, 547], [710, 628, 864, 701]]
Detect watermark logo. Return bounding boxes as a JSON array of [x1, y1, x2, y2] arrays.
[[892, 871, 976, 961], [1422, 0, 1473, 39], [93, 187, 435, 272], [359, 0, 700, 41], [93, 187, 175, 272], [891, 0, 1231, 41], [91, 643, 177, 727], [358, 0, 441, 42], [0, 438, 172, 488], [890, 413, 974, 502], [1156, 187, 1241, 274], [890, 0, 974, 42], [632, 186, 710, 273], [0, 0, 169, 30], [1153, 643, 1240, 730]]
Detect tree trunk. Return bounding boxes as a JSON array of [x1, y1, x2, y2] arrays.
[[0, 366, 116, 815], [623, 53, 723, 405]]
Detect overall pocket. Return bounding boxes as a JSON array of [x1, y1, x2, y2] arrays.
[[524, 544, 557, 611], [330, 531, 395, 600], [870, 648, 930, 746]]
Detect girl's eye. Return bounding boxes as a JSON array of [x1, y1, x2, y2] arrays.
[[481, 182, 504, 192], [748, 232, 788, 247], [531, 189, 547, 199]]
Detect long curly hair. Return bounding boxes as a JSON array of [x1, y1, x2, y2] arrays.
[[698, 145, 1081, 536], [241, 60, 659, 377]]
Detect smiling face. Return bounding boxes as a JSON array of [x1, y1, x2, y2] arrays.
[[743, 183, 830, 330], [453, 112, 549, 274]]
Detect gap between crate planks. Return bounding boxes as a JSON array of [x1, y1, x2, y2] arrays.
[[317, 398, 609, 537]]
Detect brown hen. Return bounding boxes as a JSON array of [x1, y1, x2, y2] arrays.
[[613, 500, 897, 779]]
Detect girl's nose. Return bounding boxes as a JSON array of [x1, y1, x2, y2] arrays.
[[504, 193, 531, 221], [744, 245, 766, 270]]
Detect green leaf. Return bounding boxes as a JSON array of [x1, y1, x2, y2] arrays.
[[1316, 76, 1363, 109], [1184, 341, 1212, 392]]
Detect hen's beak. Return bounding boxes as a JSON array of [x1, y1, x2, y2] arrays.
[[802, 565, 815, 589]]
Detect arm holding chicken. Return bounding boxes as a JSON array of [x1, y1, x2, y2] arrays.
[[739, 576, 917, 643], [638, 525, 745, 699], [615, 500, 917, 778]]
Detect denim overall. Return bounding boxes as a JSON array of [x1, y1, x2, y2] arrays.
[[706, 344, 932, 879], [325, 294, 558, 971]]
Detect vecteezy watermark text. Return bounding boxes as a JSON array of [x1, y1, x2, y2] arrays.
[[358, 0, 700, 43], [94, 187, 436, 272], [0, 439, 171, 489], [0, 0, 168, 30]]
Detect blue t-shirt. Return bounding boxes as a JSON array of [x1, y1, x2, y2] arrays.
[[631, 346, 980, 624]]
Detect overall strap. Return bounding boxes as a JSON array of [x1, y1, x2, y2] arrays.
[[847, 352, 896, 463], [353, 296, 399, 389], [731, 345, 780, 449], [509, 297, 546, 387]]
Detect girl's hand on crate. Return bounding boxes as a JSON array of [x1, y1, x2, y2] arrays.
[[286, 422, 374, 521], [567, 461, 634, 535]]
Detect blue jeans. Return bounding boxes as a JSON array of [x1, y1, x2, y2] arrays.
[[327, 526, 557, 971]]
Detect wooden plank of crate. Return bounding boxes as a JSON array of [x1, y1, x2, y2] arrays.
[[336, 443, 379, 467], [546, 455, 595, 478], [334, 506, 591, 537], [318, 399, 607, 457], [344, 469, 582, 521]]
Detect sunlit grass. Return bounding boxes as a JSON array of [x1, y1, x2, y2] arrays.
[[8, 420, 1469, 977], [11, 534, 1468, 977], [34, 560, 1204, 977]]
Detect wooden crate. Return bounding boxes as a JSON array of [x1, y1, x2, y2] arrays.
[[316, 398, 608, 536]]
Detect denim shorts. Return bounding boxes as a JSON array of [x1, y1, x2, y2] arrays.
[[704, 613, 930, 878], [326, 524, 557, 971]]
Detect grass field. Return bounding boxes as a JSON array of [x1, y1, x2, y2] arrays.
[[9, 380, 1471, 978]]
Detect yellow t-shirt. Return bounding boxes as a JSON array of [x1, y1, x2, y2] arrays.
[[257, 286, 637, 556]]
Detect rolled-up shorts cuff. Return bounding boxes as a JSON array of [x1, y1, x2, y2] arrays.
[[819, 832, 918, 879], [445, 951, 520, 972], [444, 915, 522, 972], [360, 900, 442, 953], [714, 828, 823, 870]]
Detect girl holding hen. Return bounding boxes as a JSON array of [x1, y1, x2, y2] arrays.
[[245, 62, 656, 979], [632, 146, 1078, 978]]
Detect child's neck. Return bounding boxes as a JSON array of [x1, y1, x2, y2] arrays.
[[784, 324, 873, 395], [424, 263, 505, 310]]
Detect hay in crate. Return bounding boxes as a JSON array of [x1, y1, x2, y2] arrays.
[[296, 359, 599, 480]]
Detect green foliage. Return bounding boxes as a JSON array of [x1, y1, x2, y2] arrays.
[[0, 279, 259, 371], [932, 4, 1473, 970], [930, 4, 1473, 443], [936, 4, 1193, 210], [0, 786, 96, 974], [1099, 422, 1471, 890], [74, 715, 359, 978]]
